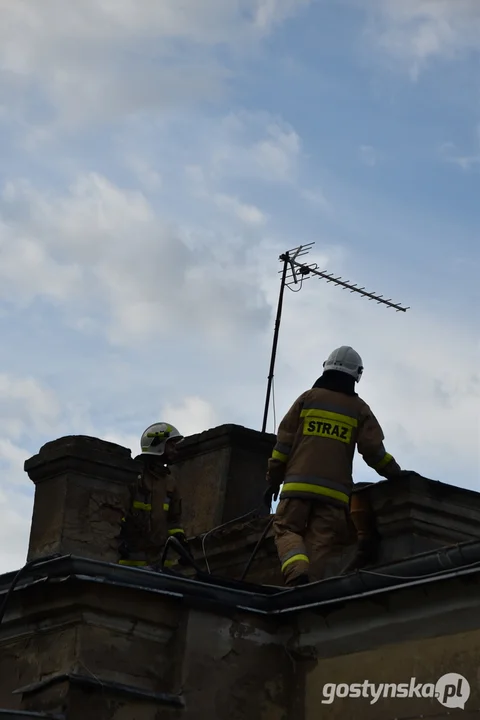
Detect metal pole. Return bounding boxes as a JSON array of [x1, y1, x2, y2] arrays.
[[262, 253, 289, 433]]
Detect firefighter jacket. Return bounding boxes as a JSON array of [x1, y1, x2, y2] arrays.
[[119, 463, 185, 567], [267, 387, 401, 507]]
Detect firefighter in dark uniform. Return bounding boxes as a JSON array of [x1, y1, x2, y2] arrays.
[[265, 346, 405, 586], [119, 422, 191, 569]]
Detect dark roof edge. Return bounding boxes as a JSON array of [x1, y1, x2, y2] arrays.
[[0, 555, 276, 614], [269, 540, 480, 612], [2, 540, 480, 617]]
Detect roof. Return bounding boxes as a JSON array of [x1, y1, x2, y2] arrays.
[[2, 539, 480, 620]]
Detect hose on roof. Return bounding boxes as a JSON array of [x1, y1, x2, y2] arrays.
[[197, 504, 274, 581], [201, 505, 267, 574], [240, 516, 274, 582], [159, 535, 204, 574]]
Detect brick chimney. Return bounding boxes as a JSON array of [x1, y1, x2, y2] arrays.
[[24, 435, 138, 563], [173, 424, 276, 537]]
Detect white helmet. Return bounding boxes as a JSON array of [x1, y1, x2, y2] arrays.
[[140, 422, 184, 457], [323, 346, 363, 382]]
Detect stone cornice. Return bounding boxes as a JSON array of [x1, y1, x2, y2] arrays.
[[370, 474, 480, 539]]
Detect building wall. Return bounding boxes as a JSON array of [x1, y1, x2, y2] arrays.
[[0, 575, 292, 720], [11, 431, 480, 719], [294, 574, 480, 719], [178, 610, 290, 720], [304, 630, 480, 720], [3, 563, 480, 718]]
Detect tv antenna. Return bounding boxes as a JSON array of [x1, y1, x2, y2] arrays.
[[261, 242, 410, 433]]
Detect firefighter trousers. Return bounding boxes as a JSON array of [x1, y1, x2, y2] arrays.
[[273, 497, 353, 585]]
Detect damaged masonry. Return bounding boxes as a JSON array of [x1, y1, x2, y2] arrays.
[[1, 425, 480, 719]]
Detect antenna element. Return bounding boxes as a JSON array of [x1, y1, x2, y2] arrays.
[[262, 242, 409, 433]]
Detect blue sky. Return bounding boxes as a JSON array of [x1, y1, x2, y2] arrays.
[[0, 0, 479, 572]]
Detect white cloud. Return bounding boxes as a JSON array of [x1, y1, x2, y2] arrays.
[[0, 172, 271, 347], [252, 0, 312, 30], [253, 123, 301, 180], [0, 487, 32, 573], [0, 373, 63, 573], [210, 113, 302, 183], [0, 0, 311, 127], [162, 396, 219, 437], [361, 0, 480, 77], [124, 155, 163, 192], [0, 0, 310, 52], [0, 438, 31, 485], [0, 374, 61, 440], [184, 157, 268, 224], [0, 182, 84, 305], [301, 187, 331, 211], [213, 193, 267, 225]]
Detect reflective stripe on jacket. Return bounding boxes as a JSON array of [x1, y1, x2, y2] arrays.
[[268, 387, 400, 505]]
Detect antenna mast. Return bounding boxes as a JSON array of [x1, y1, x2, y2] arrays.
[[261, 242, 410, 433]]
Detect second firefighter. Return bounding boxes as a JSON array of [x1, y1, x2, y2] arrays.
[[119, 422, 191, 569]]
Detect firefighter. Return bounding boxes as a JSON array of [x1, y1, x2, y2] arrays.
[[264, 346, 404, 586], [119, 422, 191, 570]]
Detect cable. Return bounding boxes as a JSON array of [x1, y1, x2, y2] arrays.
[[159, 536, 203, 574], [339, 544, 480, 582], [240, 517, 274, 582], [201, 505, 265, 574], [356, 557, 480, 582], [0, 553, 62, 625], [286, 277, 304, 293]]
